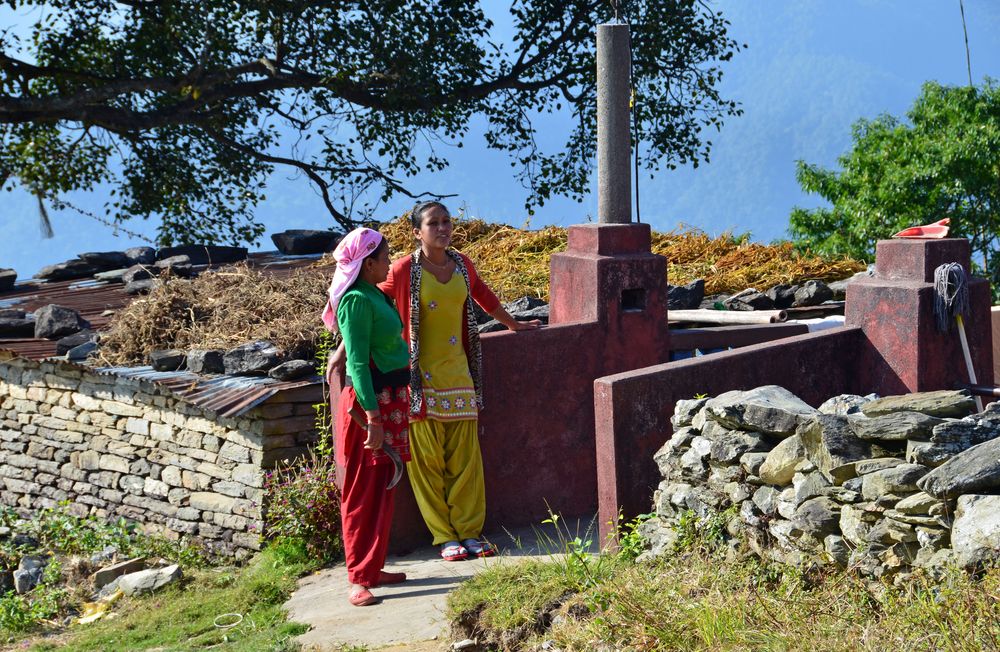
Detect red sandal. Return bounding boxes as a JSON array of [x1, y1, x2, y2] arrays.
[[348, 587, 378, 607]]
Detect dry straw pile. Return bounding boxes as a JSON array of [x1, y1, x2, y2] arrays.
[[98, 262, 333, 367], [383, 216, 865, 299], [98, 218, 864, 366]]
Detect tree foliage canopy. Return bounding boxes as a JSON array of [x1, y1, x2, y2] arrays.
[[0, 0, 743, 246], [789, 80, 1000, 288]]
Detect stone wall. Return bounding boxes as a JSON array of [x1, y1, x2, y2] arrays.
[[641, 385, 1000, 579], [0, 353, 319, 557]]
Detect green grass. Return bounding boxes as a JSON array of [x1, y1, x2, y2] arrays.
[[16, 540, 317, 652], [449, 541, 1000, 652]]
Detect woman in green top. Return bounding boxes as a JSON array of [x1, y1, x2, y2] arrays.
[[321, 227, 410, 607]]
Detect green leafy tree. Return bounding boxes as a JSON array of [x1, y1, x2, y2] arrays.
[[0, 0, 743, 246], [789, 79, 1000, 290]]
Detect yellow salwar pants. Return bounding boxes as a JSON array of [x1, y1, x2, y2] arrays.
[[407, 418, 485, 545]]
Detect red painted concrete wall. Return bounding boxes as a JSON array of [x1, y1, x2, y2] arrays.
[[594, 326, 865, 541], [846, 239, 993, 393], [594, 237, 995, 543]]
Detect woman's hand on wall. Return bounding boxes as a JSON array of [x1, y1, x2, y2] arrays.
[[490, 307, 543, 332], [507, 319, 543, 331]]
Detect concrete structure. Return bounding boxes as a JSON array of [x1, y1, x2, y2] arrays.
[[596, 23, 632, 225], [594, 237, 994, 542]]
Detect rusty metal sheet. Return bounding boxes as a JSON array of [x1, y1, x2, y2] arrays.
[[101, 365, 321, 418]]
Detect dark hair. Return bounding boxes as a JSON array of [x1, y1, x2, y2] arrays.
[[363, 237, 388, 262], [409, 201, 450, 229]]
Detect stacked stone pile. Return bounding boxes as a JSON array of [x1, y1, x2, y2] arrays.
[[641, 385, 1000, 578]]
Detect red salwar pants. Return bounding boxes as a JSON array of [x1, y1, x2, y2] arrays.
[[334, 384, 409, 586]]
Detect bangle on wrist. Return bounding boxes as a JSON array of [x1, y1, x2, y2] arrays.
[[367, 415, 384, 425]]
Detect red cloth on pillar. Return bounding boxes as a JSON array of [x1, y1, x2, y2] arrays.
[[335, 385, 396, 586]]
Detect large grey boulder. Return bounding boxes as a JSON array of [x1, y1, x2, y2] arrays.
[[157, 244, 246, 266], [55, 329, 97, 355], [724, 288, 774, 311], [671, 398, 708, 429], [709, 429, 768, 463], [667, 279, 705, 309], [270, 229, 339, 255], [186, 349, 225, 374], [818, 393, 877, 416], [0, 317, 34, 337], [765, 283, 797, 309], [93, 268, 130, 283], [894, 491, 940, 515], [758, 434, 807, 485], [35, 258, 98, 281], [792, 497, 841, 537], [792, 470, 831, 505], [860, 464, 928, 501], [155, 255, 193, 278], [752, 485, 781, 515], [269, 359, 315, 381], [79, 251, 129, 270], [860, 390, 976, 418], [798, 414, 872, 483], [704, 385, 818, 437], [792, 280, 833, 307], [124, 278, 160, 295], [91, 557, 145, 590], [479, 298, 550, 332], [122, 264, 157, 284], [0, 268, 16, 291], [13, 555, 47, 594], [853, 457, 907, 476], [117, 564, 182, 596], [34, 304, 90, 339], [849, 411, 944, 441], [224, 340, 281, 375], [840, 504, 874, 546], [917, 436, 1000, 498], [150, 349, 187, 371], [124, 246, 157, 266], [951, 495, 1000, 567], [928, 420, 1000, 446]]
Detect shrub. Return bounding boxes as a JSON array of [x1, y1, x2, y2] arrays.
[[263, 450, 343, 563]]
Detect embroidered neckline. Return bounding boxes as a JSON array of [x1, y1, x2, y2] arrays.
[[407, 249, 484, 416]]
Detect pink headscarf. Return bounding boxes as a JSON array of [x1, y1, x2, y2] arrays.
[[320, 227, 384, 332]]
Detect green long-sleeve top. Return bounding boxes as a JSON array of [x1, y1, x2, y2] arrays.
[[336, 279, 409, 411]]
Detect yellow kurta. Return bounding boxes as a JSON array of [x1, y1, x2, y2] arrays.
[[408, 268, 486, 545], [415, 272, 479, 421]]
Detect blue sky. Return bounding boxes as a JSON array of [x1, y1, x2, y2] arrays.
[[2, 0, 999, 278]]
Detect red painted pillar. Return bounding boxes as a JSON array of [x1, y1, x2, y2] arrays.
[[845, 238, 993, 394]]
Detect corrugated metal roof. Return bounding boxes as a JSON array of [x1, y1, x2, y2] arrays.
[[0, 250, 330, 417], [101, 366, 321, 418]]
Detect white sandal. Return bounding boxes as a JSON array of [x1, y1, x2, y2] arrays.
[[440, 541, 468, 561], [462, 538, 496, 558]]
